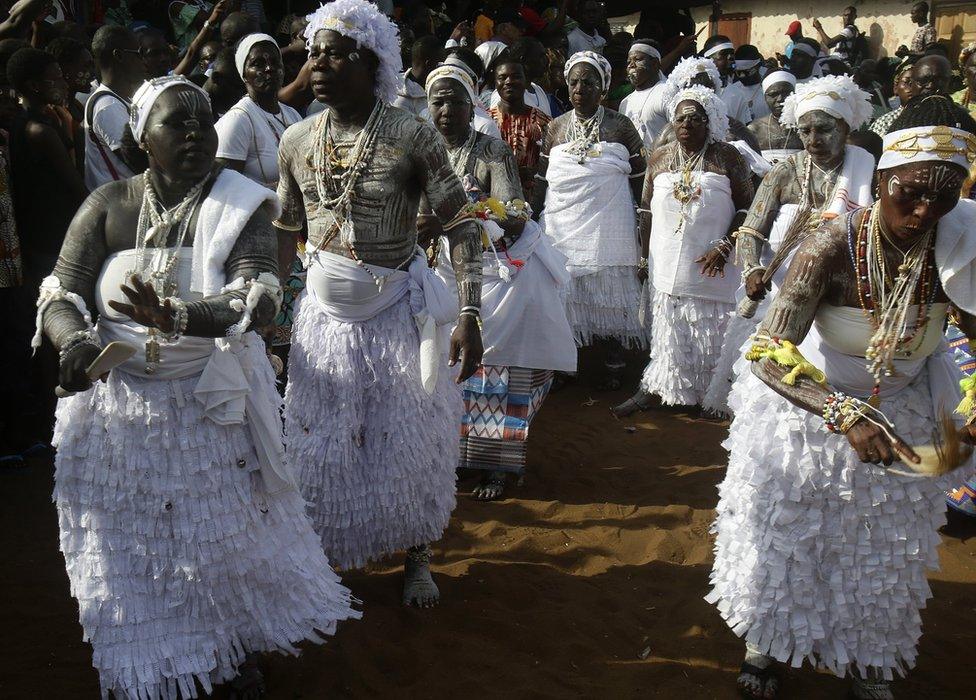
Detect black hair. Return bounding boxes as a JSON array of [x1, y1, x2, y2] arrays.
[[6, 47, 57, 94], [221, 12, 260, 47], [734, 44, 761, 61], [0, 39, 28, 80], [412, 34, 444, 62], [91, 25, 134, 69], [631, 38, 661, 52], [45, 37, 89, 66], [890, 93, 976, 134], [445, 47, 485, 81], [508, 36, 546, 63], [703, 34, 732, 51]]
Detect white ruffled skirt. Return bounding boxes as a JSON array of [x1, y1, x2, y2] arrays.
[[702, 309, 761, 417], [639, 291, 733, 407], [707, 368, 960, 680], [563, 265, 646, 348], [52, 342, 358, 700], [285, 292, 461, 570]]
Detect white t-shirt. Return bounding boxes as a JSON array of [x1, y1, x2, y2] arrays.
[[488, 82, 552, 117], [84, 85, 134, 191], [618, 81, 670, 152], [722, 80, 769, 124], [215, 95, 303, 188], [567, 26, 607, 55]]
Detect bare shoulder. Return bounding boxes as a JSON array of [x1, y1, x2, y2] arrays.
[[795, 212, 858, 267], [280, 113, 319, 154], [646, 143, 673, 176], [475, 132, 516, 162]]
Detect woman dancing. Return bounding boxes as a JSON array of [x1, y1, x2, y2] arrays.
[[36, 75, 357, 699], [707, 97, 976, 699]]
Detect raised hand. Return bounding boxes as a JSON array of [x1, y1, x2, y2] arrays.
[[107, 274, 176, 332]]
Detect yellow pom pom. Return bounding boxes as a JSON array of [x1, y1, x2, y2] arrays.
[[486, 197, 508, 219]]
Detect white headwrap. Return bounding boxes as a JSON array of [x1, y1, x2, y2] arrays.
[[791, 42, 819, 58], [630, 43, 661, 61], [425, 64, 478, 105], [703, 42, 734, 58], [234, 33, 279, 80], [474, 40, 507, 72], [733, 58, 761, 71], [878, 125, 976, 171], [667, 84, 729, 144], [762, 70, 796, 93], [780, 75, 873, 130], [564, 50, 612, 93], [129, 75, 211, 144], [304, 0, 402, 104], [667, 56, 721, 92]]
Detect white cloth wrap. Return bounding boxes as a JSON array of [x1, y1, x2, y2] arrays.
[[782, 75, 873, 130], [631, 43, 661, 60], [730, 140, 772, 176], [649, 171, 739, 303], [935, 198, 976, 316], [762, 70, 796, 92], [540, 141, 638, 271], [703, 41, 734, 57], [878, 125, 976, 171], [565, 50, 612, 92], [304, 249, 458, 394], [707, 306, 974, 679], [425, 64, 479, 104], [437, 219, 577, 372], [761, 148, 801, 166], [129, 76, 210, 143], [32, 275, 94, 351], [234, 33, 279, 78]]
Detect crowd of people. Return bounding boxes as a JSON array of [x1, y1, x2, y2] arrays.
[[4, 0, 976, 698]]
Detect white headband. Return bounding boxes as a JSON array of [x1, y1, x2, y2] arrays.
[[565, 50, 612, 92], [762, 70, 796, 93], [703, 42, 734, 58], [426, 64, 478, 105], [734, 58, 761, 71], [631, 43, 661, 61], [235, 33, 279, 80], [791, 42, 818, 58], [879, 125, 976, 171], [129, 75, 210, 144]]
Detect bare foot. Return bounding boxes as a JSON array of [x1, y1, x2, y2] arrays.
[[611, 389, 654, 417], [473, 471, 506, 501], [737, 659, 779, 699], [229, 656, 265, 700], [850, 675, 893, 700], [403, 544, 439, 608]]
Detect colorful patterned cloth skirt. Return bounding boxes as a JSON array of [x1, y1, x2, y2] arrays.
[[459, 365, 554, 474], [273, 254, 307, 347], [947, 322, 976, 517]]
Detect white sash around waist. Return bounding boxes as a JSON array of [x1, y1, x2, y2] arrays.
[[306, 249, 459, 393]]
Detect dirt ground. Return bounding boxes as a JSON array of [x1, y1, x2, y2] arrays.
[[2, 371, 975, 699]]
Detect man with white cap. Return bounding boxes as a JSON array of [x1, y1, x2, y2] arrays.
[[746, 70, 803, 166], [276, 0, 484, 609], [788, 37, 822, 84], [721, 44, 767, 124], [618, 38, 670, 152]]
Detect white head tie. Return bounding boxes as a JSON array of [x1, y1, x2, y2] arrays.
[[734, 58, 761, 71], [234, 33, 279, 80], [304, 0, 402, 104], [565, 50, 612, 93], [630, 43, 661, 61], [879, 125, 976, 171], [425, 64, 478, 105], [667, 84, 728, 144], [667, 56, 721, 92], [474, 40, 507, 72], [780, 74, 873, 129], [703, 41, 734, 58], [762, 70, 796, 93], [129, 75, 210, 144]]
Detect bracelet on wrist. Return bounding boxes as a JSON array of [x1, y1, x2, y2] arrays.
[[159, 298, 188, 342], [59, 329, 98, 361]]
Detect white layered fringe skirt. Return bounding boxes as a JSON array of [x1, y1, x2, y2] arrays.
[[285, 293, 461, 570], [639, 291, 733, 407], [707, 368, 960, 680], [52, 343, 358, 700], [564, 266, 646, 348], [702, 310, 761, 417]]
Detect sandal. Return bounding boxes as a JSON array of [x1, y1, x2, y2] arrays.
[[737, 661, 780, 699]]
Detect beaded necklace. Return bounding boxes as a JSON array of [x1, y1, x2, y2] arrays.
[[851, 205, 938, 405], [565, 105, 604, 164], [669, 141, 707, 236]]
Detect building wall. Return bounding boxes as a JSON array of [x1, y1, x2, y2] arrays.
[[688, 1, 922, 60]]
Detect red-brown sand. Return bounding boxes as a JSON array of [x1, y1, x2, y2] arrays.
[[2, 376, 975, 698]]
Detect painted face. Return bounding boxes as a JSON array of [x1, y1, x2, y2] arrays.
[[893, 68, 918, 104], [36, 60, 68, 107], [427, 78, 472, 139], [797, 110, 848, 164], [710, 48, 734, 77], [879, 161, 966, 241], [244, 43, 283, 96], [143, 86, 217, 180], [673, 99, 709, 148], [61, 49, 94, 94], [495, 62, 527, 104], [308, 30, 375, 106], [567, 63, 602, 113], [763, 82, 794, 119], [626, 49, 659, 89]]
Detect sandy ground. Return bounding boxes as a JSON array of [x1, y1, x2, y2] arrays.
[[2, 367, 976, 698]]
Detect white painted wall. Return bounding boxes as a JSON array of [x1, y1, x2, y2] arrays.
[[688, 1, 923, 60]]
